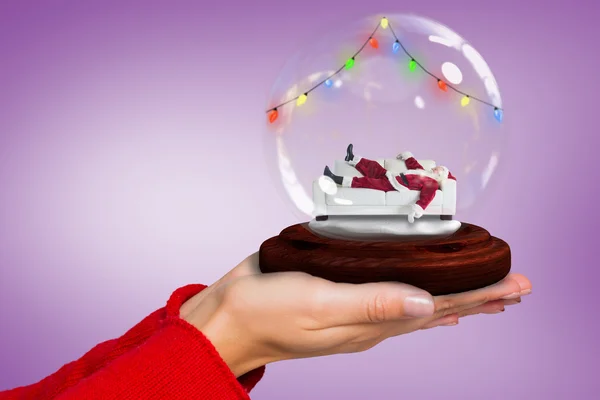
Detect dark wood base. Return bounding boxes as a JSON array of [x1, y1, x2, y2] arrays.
[[259, 222, 510, 296]]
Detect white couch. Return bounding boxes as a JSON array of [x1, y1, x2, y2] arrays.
[[313, 158, 456, 220]]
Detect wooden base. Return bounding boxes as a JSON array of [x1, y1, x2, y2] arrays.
[[259, 222, 510, 296]]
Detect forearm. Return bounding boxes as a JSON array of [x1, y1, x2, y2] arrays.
[[399, 151, 424, 170], [55, 318, 262, 400], [416, 184, 437, 210], [0, 308, 167, 399], [0, 284, 265, 400]]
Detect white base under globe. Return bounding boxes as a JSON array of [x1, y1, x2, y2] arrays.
[[308, 215, 461, 241]]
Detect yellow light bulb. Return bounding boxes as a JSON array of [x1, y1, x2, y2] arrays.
[[297, 93, 307, 106], [380, 17, 388, 29], [461, 96, 470, 107]]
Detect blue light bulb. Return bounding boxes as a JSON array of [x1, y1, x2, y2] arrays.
[[325, 79, 333, 87], [392, 41, 400, 53], [494, 108, 503, 123]]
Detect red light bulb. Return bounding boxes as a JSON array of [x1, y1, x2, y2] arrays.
[[437, 79, 447, 92], [369, 37, 379, 49], [268, 109, 278, 123]]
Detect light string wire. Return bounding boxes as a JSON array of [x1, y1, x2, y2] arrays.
[[266, 17, 503, 123]]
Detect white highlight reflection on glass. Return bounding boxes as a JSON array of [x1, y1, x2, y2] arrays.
[[406, 14, 462, 49], [462, 44, 502, 107], [308, 70, 336, 84], [428, 35, 457, 48], [414, 96, 425, 109], [481, 152, 499, 189], [276, 135, 314, 215], [441, 62, 463, 84], [363, 81, 382, 102], [334, 79, 343, 88], [308, 72, 322, 83]]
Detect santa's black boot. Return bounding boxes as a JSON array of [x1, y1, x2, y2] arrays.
[[345, 144, 354, 162], [324, 166, 343, 185]]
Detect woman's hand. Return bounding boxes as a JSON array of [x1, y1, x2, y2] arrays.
[[180, 253, 531, 377]]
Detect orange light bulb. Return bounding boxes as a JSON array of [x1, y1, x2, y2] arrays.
[[268, 109, 278, 123], [437, 79, 447, 92], [369, 37, 379, 49]]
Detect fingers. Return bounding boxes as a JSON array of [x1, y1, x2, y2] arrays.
[[503, 297, 521, 306], [315, 273, 531, 327], [456, 300, 505, 317], [504, 273, 532, 294], [422, 300, 506, 330], [449, 293, 529, 321], [432, 275, 522, 319], [421, 296, 523, 331], [421, 313, 459, 329], [317, 281, 435, 326], [315, 294, 528, 357]]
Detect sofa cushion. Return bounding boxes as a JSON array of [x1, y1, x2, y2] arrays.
[[385, 190, 443, 206], [384, 159, 436, 172], [334, 159, 385, 177], [326, 188, 386, 206]]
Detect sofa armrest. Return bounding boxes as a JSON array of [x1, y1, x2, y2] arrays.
[[312, 179, 328, 216], [440, 179, 457, 215]]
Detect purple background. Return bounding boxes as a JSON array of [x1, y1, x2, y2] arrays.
[[0, 1, 597, 399]]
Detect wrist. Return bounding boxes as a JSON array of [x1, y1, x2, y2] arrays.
[[185, 301, 273, 377]]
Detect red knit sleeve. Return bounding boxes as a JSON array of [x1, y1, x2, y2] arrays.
[[404, 157, 425, 170], [0, 284, 265, 400]]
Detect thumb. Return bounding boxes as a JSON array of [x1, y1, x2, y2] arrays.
[[320, 281, 435, 325]]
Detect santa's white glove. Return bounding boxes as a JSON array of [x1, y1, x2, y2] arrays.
[[407, 203, 424, 224], [397, 151, 414, 161]]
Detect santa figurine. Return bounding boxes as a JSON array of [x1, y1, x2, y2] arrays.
[[323, 144, 456, 223]]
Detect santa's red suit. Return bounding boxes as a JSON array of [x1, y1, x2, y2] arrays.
[[342, 152, 456, 220]]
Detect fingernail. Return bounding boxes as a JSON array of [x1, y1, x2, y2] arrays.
[[520, 289, 531, 296], [442, 321, 458, 326], [404, 295, 435, 317], [501, 292, 521, 300], [492, 308, 505, 313]]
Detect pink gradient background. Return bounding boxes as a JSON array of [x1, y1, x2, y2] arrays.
[[0, 1, 597, 399]]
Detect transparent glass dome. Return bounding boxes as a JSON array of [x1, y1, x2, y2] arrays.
[[263, 13, 507, 222]]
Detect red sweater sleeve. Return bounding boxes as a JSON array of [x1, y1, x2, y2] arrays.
[[0, 284, 265, 400]]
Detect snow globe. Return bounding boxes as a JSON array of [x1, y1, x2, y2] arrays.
[[259, 14, 511, 295]]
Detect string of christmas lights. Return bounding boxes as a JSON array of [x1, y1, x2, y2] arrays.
[[266, 17, 504, 124]]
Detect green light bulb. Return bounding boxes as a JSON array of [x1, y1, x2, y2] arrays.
[[345, 57, 355, 70], [409, 60, 416, 71], [409, 59, 417, 71]]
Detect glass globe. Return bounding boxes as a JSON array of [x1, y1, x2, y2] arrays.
[[263, 13, 507, 222]]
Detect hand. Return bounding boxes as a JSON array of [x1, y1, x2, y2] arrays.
[[397, 151, 414, 160], [180, 253, 532, 377]]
